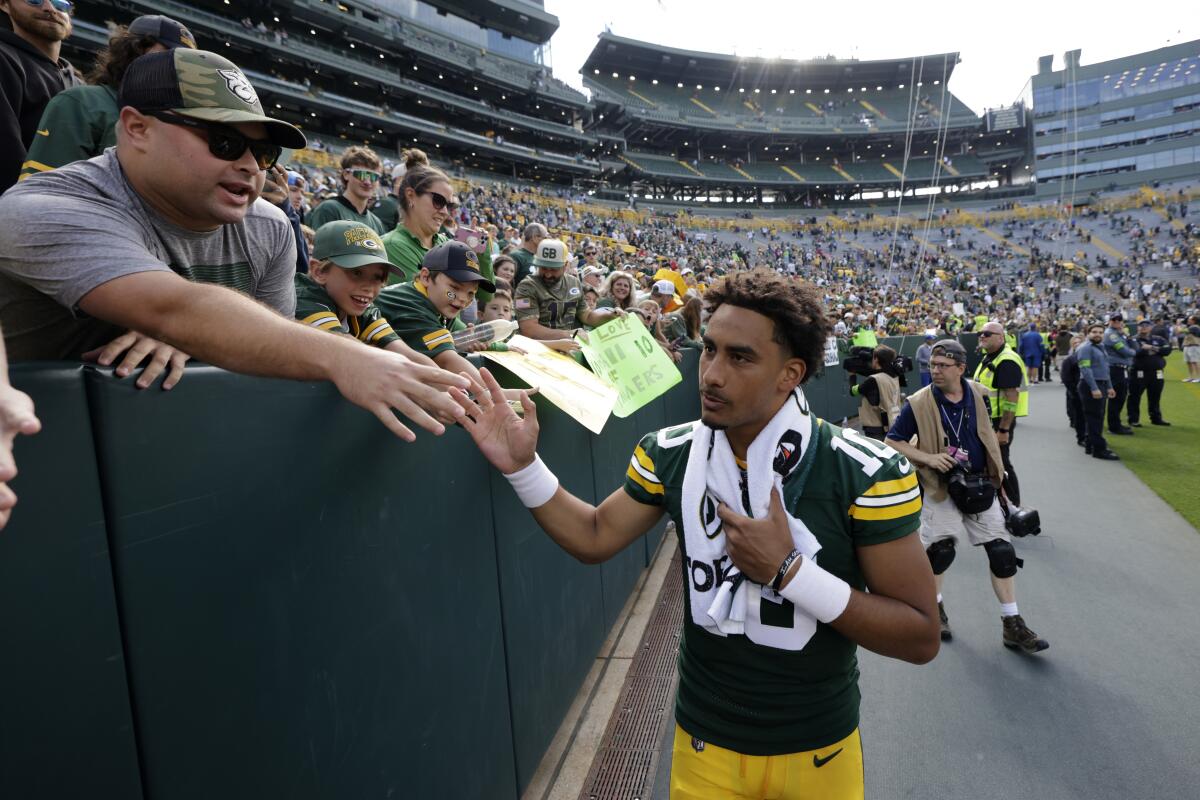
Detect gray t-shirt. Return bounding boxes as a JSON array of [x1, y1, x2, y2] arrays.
[[0, 149, 296, 360]]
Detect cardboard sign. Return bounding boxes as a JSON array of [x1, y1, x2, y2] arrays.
[[578, 316, 682, 418], [481, 337, 617, 434]]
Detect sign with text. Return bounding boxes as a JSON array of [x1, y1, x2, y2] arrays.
[[579, 316, 682, 418], [482, 337, 617, 434]]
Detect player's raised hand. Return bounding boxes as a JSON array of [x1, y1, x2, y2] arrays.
[[451, 367, 539, 474]]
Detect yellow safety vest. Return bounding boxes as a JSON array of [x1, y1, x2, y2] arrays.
[[973, 347, 1029, 418]]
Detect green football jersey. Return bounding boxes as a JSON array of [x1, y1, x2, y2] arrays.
[[294, 273, 399, 348], [624, 417, 921, 755], [20, 85, 118, 180], [514, 273, 589, 331], [374, 280, 464, 357]]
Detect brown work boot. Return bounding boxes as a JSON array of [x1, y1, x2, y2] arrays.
[[1002, 614, 1049, 654], [938, 601, 952, 641]]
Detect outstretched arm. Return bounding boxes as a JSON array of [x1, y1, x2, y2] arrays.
[[0, 331, 41, 529], [452, 368, 662, 563]]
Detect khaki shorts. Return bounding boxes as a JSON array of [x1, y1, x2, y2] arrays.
[[1184, 345, 1200, 364], [918, 491, 1011, 547]]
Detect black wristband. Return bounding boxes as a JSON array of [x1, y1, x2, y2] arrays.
[[772, 548, 802, 593]]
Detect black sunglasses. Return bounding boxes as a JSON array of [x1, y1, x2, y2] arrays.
[[147, 111, 282, 170], [422, 190, 459, 212]]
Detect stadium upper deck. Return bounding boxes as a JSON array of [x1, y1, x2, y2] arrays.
[[580, 33, 1026, 204], [66, 0, 599, 182]]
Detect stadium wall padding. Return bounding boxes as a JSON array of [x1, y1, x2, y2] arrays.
[[2, 346, 930, 798]]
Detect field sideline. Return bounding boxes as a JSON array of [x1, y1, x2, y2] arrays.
[[1104, 353, 1200, 531]]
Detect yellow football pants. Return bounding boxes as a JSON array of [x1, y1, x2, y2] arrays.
[[670, 724, 864, 800]]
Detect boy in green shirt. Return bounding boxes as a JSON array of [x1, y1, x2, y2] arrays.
[[296, 221, 401, 349]]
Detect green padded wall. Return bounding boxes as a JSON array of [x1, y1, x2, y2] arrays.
[[0, 365, 142, 799], [84, 367, 516, 800]]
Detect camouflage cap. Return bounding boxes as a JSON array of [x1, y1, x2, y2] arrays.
[[118, 49, 306, 149]]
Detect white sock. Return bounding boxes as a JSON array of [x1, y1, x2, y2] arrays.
[[936, 593, 943, 604], [1000, 602, 1019, 617]]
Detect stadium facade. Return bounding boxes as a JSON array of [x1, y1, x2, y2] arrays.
[[1033, 40, 1200, 197], [56, 3, 1198, 207]]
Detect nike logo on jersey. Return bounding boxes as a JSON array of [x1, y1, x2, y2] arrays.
[[36, 129, 49, 136], [813, 747, 843, 768]]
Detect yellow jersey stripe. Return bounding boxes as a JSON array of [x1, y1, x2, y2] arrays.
[[861, 472, 919, 497], [317, 320, 343, 332], [18, 159, 53, 175], [423, 332, 453, 350], [633, 445, 656, 474], [302, 311, 339, 327], [367, 323, 395, 343], [423, 327, 451, 344], [627, 466, 665, 496], [360, 318, 390, 342], [848, 497, 922, 521]]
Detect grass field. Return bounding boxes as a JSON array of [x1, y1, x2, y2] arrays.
[[1109, 354, 1200, 531]]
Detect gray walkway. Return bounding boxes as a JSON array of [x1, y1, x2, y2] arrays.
[[649, 382, 1200, 799]]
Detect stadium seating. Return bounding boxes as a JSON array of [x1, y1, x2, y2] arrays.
[[622, 151, 987, 185]]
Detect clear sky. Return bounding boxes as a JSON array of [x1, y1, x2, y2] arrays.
[[542, 0, 1200, 114]]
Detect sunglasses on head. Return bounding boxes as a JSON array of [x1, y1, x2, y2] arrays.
[[25, 0, 74, 12], [422, 190, 458, 212], [146, 111, 281, 170], [348, 169, 379, 183]]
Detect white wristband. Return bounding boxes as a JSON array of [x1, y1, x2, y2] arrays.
[[503, 455, 559, 508], [778, 556, 852, 624]]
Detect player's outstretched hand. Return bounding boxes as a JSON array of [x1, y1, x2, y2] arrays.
[[330, 347, 469, 441], [451, 367, 539, 474]]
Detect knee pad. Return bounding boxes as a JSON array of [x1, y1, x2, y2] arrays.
[[926, 539, 957, 575], [984, 539, 1023, 578]]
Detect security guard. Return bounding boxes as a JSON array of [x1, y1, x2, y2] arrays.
[[973, 321, 1027, 506], [1076, 324, 1120, 460], [1103, 312, 1136, 435], [1127, 319, 1172, 427]]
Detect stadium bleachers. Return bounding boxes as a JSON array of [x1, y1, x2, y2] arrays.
[[622, 151, 987, 185]]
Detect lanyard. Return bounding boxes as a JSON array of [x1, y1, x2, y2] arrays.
[[940, 400, 966, 447]]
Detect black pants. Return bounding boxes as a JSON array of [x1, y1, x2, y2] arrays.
[[1079, 380, 1109, 454], [1039, 353, 1052, 383], [1107, 365, 1129, 431], [993, 421, 1020, 507], [1065, 384, 1084, 439], [1127, 367, 1165, 424]]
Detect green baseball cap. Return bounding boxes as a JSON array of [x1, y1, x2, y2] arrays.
[[118, 49, 306, 149], [312, 222, 394, 271]]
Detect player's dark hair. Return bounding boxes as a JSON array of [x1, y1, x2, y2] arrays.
[[87, 26, 160, 87], [704, 269, 828, 384]]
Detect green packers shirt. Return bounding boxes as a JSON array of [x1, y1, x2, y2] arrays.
[[374, 280, 465, 356], [20, 84, 118, 180], [514, 273, 589, 331], [306, 196, 387, 236], [624, 418, 920, 755], [294, 273, 398, 347]]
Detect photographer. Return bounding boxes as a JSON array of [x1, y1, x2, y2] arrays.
[[848, 344, 902, 441], [886, 340, 1049, 654]]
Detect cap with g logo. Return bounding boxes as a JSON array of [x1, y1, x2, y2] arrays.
[[118, 49, 306, 149], [532, 238, 569, 269], [422, 241, 497, 293], [312, 221, 392, 271]]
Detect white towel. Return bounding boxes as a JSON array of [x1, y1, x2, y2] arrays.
[[681, 388, 825, 650]]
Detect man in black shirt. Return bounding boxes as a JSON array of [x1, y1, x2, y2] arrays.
[[1127, 319, 1172, 427], [1, 0, 81, 191], [1059, 335, 1085, 447]]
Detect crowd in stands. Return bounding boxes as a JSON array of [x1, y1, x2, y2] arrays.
[[1, 8, 1198, 531]]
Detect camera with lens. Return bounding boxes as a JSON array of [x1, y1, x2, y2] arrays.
[[843, 346, 914, 388], [1001, 502, 1042, 537]]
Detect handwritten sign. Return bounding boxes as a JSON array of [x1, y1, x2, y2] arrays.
[[481, 336, 617, 434], [578, 316, 681, 418]]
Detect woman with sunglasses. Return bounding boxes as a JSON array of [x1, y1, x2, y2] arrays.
[[381, 149, 494, 304], [304, 145, 387, 235], [0, 0, 82, 192]]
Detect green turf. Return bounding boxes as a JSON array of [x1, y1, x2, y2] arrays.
[[1108, 354, 1200, 532]]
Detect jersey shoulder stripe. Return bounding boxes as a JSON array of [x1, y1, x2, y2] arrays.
[[623, 422, 697, 505]]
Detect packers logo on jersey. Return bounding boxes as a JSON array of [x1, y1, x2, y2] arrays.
[[773, 429, 804, 477], [700, 492, 723, 540]]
